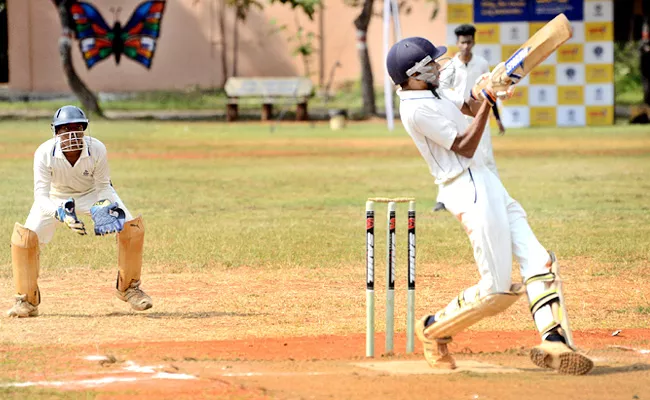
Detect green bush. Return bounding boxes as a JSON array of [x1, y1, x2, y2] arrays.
[[614, 41, 644, 105]]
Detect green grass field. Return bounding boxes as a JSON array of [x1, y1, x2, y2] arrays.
[[1, 120, 650, 399], [1, 121, 649, 275]]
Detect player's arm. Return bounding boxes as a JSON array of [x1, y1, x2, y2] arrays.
[[33, 150, 59, 217], [450, 100, 491, 158], [91, 141, 115, 200], [460, 97, 483, 117]]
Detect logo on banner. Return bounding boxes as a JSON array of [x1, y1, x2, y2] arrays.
[[538, 89, 547, 103], [594, 4, 603, 17], [588, 26, 607, 35], [594, 46, 604, 59], [595, 88, 603, 101], [568, 109, 576, 123], [512, 110, 520, 123], [511, 27, 519, 40], [482, 48, 491, 60], [565, 68, 576, 82]]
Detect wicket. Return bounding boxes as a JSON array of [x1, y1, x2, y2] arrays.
[[366, 197, 416, 357]]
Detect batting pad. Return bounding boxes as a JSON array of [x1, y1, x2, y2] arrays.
[[11, 223, 41, 306], [424, 284, 525, 339], [116, 216, 145, 292]]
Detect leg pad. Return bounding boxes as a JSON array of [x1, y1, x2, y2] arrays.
[[11, 223, 40, 306]]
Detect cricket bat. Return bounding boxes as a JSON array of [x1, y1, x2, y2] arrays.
[[473, 13, 573, 95]]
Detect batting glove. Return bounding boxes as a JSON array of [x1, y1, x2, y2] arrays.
[[55, 198, 87, 236], [90, 199, 126, 236]]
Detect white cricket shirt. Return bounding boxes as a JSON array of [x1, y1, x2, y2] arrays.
[[443, 53, 490, 101], [33, 136, 114, 216], [398, 88, 473, 184]]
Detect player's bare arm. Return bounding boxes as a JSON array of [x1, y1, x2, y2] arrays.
[[451, 100, 491, 158]]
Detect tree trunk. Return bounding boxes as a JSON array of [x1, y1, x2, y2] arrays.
[[232, 15, 239, 77], [354, 0, 376, 116], [219, 0, 228, 87], [56, 3, 103, 116]]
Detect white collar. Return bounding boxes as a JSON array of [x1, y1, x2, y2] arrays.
[[396, 89, 437, 100]]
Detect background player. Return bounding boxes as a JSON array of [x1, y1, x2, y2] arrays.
[[8, 105, 152, 317], [440, 24, 505, 177]]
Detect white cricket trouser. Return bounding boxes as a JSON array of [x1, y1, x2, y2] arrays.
[[437, 165, 550, 296], [25, 188, 133, 245]]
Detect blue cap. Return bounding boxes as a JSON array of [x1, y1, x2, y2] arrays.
[[386, 37, 447, 85]]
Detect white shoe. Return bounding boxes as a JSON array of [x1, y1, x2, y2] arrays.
[[530, 340, 593, 375], [116, 280, 153, 311], [7, 294, 39, 318], [415, 316, 456, 369]]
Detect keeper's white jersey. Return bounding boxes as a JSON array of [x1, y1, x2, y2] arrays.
[[33, 137, 115, 217]]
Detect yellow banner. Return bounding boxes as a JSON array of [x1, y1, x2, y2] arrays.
[[557, 44, 584, 63], [530, 107, 557, 126], [448, 4, 473, 23], [558, 86, 584, 105], [507, 86, 529, 106], [585, 22, 613, 42], [501, 45, 521, 61], [586, 106, 614, 125], [529, 65, 556, 85], [475, 24, 500, 44], [586, 64, 614, 83]]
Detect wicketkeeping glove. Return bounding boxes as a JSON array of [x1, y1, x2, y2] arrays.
[[55, 198, 87, 236], [90, 199, 126, 236]]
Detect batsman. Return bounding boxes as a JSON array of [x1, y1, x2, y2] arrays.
[[386, 36, 593, 375], [7, 105, 152, 318]]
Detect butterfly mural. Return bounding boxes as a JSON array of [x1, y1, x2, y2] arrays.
[[69, 1, 166, 69]]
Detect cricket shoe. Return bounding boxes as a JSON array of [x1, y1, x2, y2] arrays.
[[7, 294, 39, 318], [415, 315, 456, 369], [116, 280, 153, 311], [530, 340, 593, 375]]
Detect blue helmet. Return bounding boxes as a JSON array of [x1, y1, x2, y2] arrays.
[[386, 37, 447, 85], [51, 105, 89, 132]]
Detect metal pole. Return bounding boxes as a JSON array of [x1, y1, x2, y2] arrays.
[[406, 200, 416, 353], [385, 202, 396, 354], [366, 201, 375, 357]]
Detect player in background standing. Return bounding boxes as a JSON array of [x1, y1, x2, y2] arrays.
[[386, 36, 593, 375], [7, 105, 152, 317], [441, 24, 505, 178]]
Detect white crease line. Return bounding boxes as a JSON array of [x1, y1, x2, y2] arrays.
[[220, 371, 334, 377]]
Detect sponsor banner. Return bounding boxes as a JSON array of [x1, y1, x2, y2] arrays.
[[529, 65, 556, 84], [475, 23, 501, 44], [584, 84, 614, 105], [585, 22, 613, 41], [558, 106, 586, 126], [507, 85, 529, 106], [583, 0, 612, 22], [556, 63, 585, 85], [586, 106, 614, 125], [501, 106, 530, 128], [530, 0, 583, 21], [567, 21, 585, 43], [530, 107, 557, 126], [474, 0, 528, 23], [473, 44, 502, 66], [558, 85, 585, 105], [500, 23, 530, 44], [585, 64, 613, 83], [448, 4, 473, 23], [557, 44, 584, 63], [529, 85, 558, 106], [584, 42, 613, 64]]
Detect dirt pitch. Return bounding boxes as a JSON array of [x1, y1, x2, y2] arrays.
[[1, 268, 650, 400]]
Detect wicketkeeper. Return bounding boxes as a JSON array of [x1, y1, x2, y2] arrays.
[[7, 105, 152, 317]]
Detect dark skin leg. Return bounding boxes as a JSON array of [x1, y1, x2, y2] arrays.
[[55, 123, 85, 167]]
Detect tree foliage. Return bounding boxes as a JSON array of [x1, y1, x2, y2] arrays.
[[269, 0, 321, 20]]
